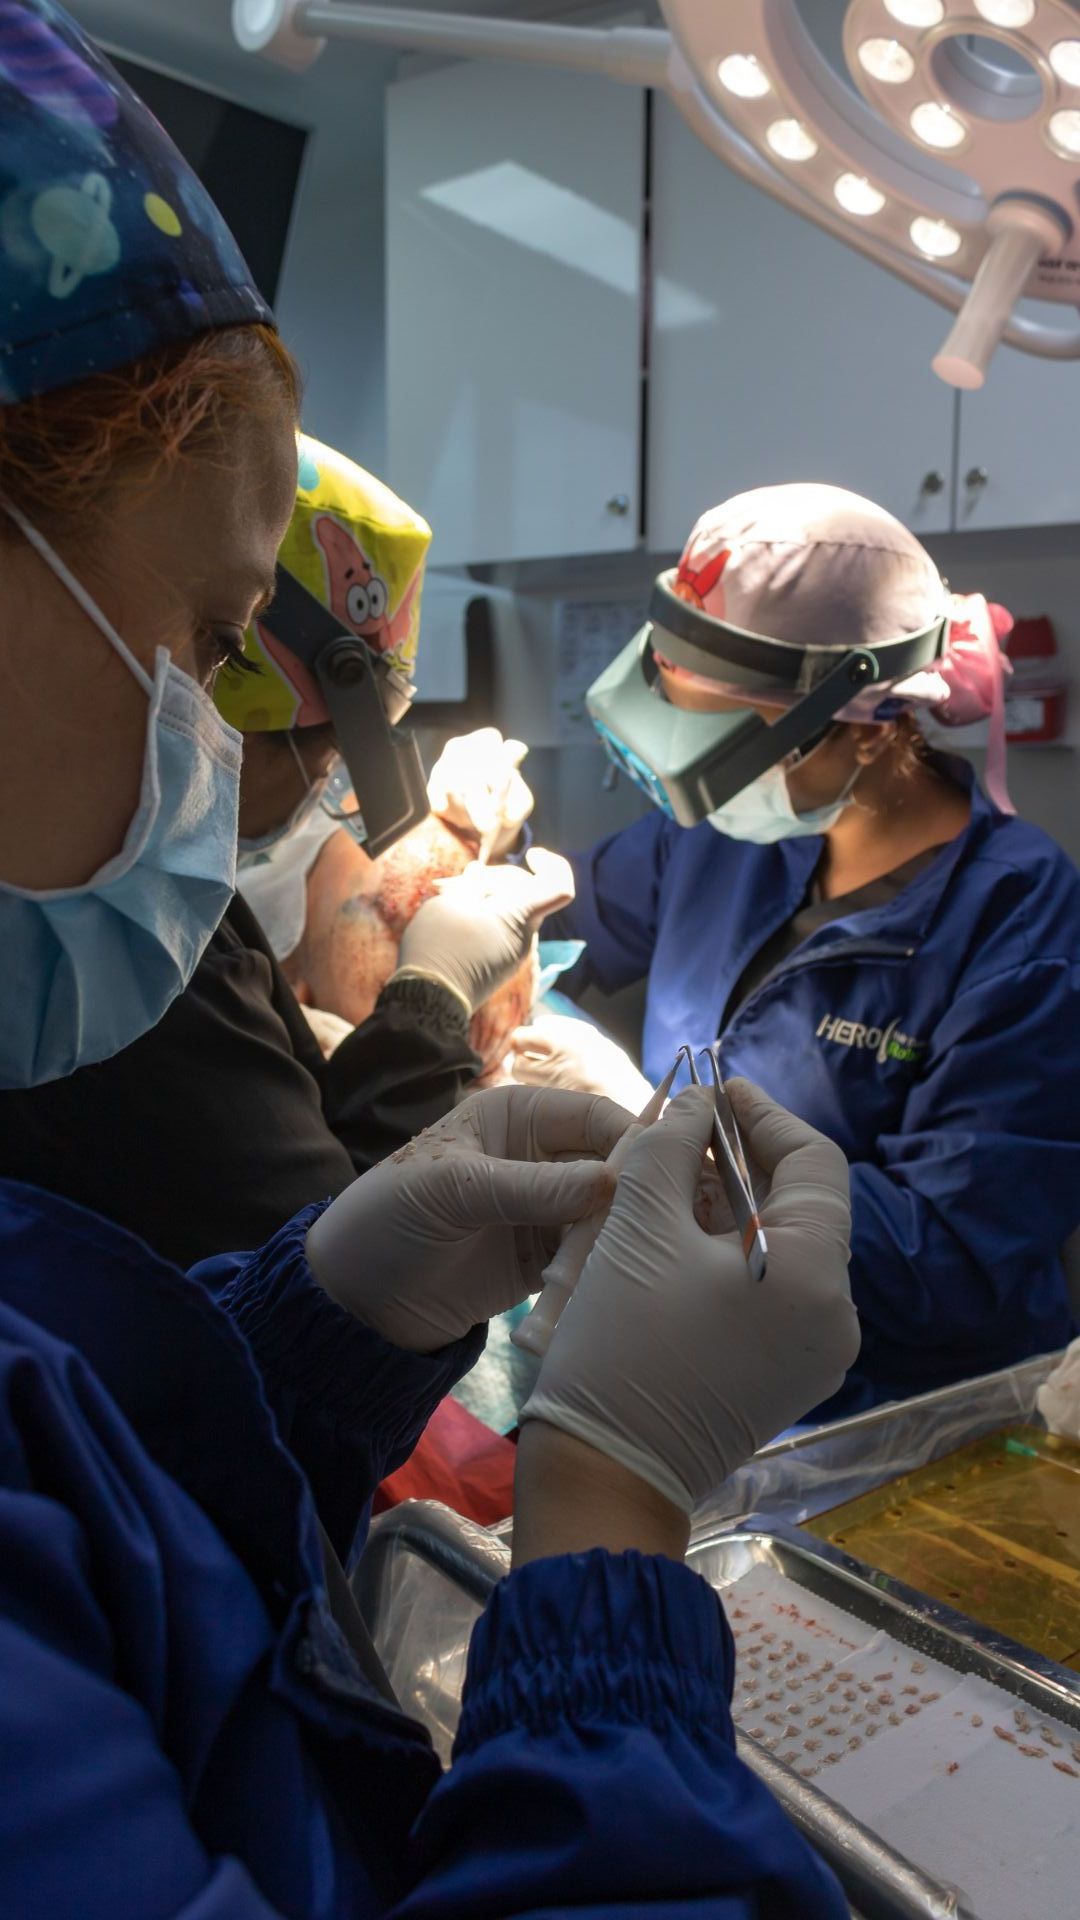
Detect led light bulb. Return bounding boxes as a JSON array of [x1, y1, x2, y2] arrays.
[[910, 100, 967, 148], [974, 0, 1035, 26], [766, 117, 818, 161], [884, 0, 944, 25], [1048, 107, 1080, 154], [834, 172, 886, 216], [1049, 40, 1080, 86], [858, 38, 916, 84], [717, 53, 771, 98], [910, 215, 962, 258]]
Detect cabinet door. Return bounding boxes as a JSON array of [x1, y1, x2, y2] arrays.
[[386, 61, 644, 566], [955, 340, 1080, 531], [647, 96, 955, 553]]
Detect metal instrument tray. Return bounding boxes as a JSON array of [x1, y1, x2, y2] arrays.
[[693, 1516, 1080, 1731], [692, 1517, 1080, 1920], [694, 1353, 1062, 1534]]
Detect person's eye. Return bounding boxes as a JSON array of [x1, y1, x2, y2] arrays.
[[197, 626, 257, 687]]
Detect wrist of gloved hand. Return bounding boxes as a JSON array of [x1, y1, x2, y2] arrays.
[[387, 963, 472, 1018]]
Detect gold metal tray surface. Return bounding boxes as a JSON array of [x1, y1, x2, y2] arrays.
[[805, 1424, 1080, 1669]]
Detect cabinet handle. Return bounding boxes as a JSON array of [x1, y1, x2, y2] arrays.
[[920, 470, 945, 496], [606, 493, 631, 516], [965, 466, 989, 491]]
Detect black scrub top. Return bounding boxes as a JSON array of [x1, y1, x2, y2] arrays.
[[0, 894, 479, 1268], [725, 846, 946, 1020]]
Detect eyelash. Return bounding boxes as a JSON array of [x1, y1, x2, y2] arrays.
[[205, 629, 260, 679]]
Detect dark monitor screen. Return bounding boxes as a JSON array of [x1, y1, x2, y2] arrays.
[[110, 54, 307, 307]]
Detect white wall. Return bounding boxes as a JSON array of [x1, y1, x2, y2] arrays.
[[70, 0, 394, 470]]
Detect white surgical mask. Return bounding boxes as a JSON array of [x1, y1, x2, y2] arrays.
[[707, 757, 858, 845], [0, 504, 241, 1086]]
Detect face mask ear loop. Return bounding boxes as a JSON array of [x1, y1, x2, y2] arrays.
[[1, 498, 156, 698], [286, 730, 315, 798]]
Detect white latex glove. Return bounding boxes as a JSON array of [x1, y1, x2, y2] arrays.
[[306, 1084, 632, 1352], [508, 1014, 652, 1113], [522, 1080, 860, 1512], [427, 727, 534, 859], [392, 849, 573, 1015]]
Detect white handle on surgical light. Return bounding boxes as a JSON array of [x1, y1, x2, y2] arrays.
[[932, 201, 1070, 392]]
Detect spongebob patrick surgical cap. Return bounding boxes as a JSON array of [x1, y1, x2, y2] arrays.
[[215, 434, 433, 733], [0, 0, 270, 402]]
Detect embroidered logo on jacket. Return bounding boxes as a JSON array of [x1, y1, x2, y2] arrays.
[[816, 1013, 924, 1065]]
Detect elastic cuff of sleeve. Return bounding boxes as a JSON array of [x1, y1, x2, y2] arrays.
[[456, 1549, 734, 1755], [377, 972, 473, 1039], [387, 967, 472, 1020], [218, 1202, 485, 1447]]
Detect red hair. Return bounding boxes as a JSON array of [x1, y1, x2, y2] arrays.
[[0, 324, 301, 545]]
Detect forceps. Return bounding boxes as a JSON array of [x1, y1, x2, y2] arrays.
[[675, 1045, 767, 1283]]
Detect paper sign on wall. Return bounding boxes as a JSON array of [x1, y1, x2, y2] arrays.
[[554, 599, 645, 745]]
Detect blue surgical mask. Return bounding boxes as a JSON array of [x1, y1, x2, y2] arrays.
[[706, 757, 858, 845], [0, 504, 242, 1087]]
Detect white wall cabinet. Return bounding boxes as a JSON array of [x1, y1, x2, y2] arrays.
[[646, 97, 956, 552], [954, 335, 1080, 533], [386, 61, 645, 567], [387, 67, 1080, 568]]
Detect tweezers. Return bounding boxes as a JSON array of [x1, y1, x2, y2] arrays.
[[675, 1045, 767, 1283]]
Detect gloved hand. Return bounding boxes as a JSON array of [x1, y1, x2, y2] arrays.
[[427, 727, 534, 859], [392, 849, 573, 1014], [508, 1013, 653, 1113], [521, 1081, 860, 1512], [306, 1084, 632, 1352]]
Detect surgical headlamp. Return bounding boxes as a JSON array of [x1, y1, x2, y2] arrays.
[[586, 572, 949, 827], [257, 564, 430, 861]]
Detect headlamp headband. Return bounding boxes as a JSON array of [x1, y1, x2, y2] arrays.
[[648, 571, 950, 694], [257, 563, 429, 859]]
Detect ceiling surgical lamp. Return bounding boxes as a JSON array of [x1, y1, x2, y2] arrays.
[[232, 0, 1080, 388]]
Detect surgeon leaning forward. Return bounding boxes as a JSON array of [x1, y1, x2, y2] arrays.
[[510, 484, 1080, 1415]]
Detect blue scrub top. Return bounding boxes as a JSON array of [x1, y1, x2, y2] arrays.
[[556, 758, 1080, 1412]]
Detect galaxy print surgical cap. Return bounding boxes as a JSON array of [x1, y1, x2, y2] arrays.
[[0, 0, 272, 403]]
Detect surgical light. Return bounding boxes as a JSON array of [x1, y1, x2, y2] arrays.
[[1047, 106, 1080, 153], [1049, 39, 1080, 84], [884, 0, 945, 23], [766, 117, 818, 161], [231, 0, 1080, 390], [911, 215, 963, 257], [909, 100, 967, 149], [974, 0, 1036, 26], [717, 53, 770, 98], [835, 172, 886, 215], [857, 38, 916, 84]]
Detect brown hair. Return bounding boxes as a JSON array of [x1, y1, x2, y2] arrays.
[[890, 706, 930, 780], [0, 324, 301, 548]]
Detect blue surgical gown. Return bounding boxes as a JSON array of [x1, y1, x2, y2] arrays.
[[556, 757, 1080, 1411], [0, 1176, 846, 1918]]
